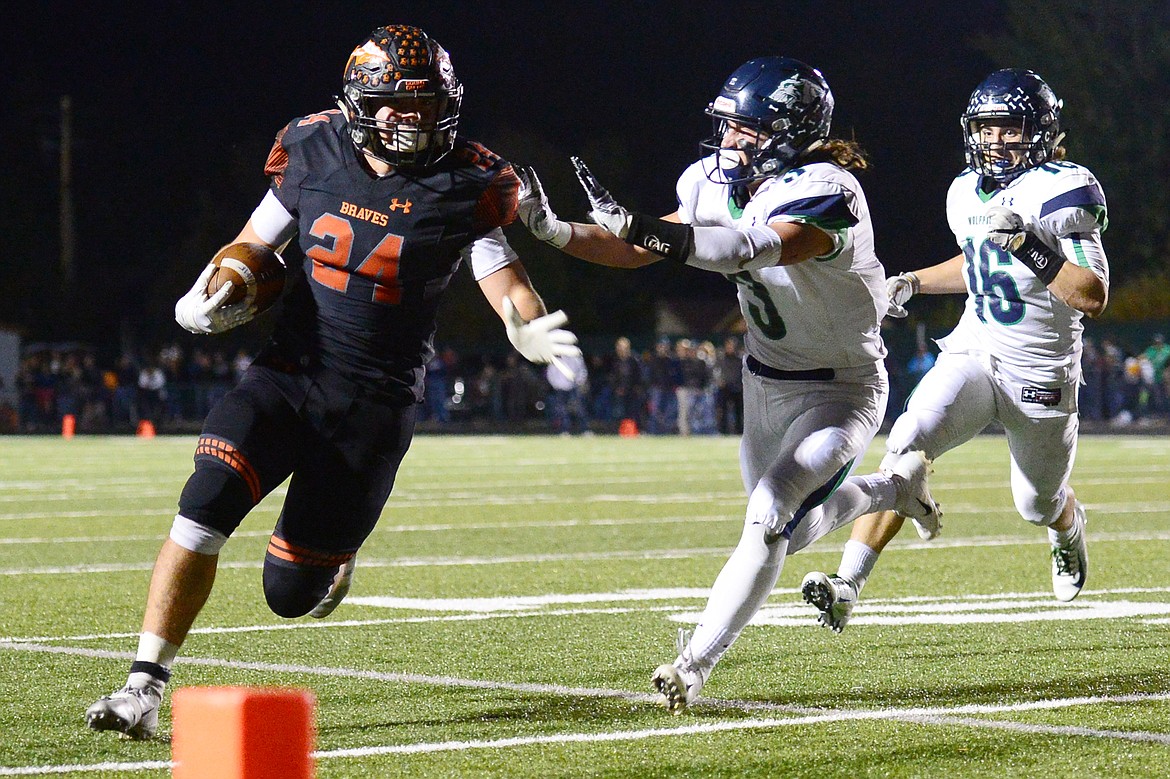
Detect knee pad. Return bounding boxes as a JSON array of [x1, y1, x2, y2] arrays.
[[262, 537, 353, 618], [262, 558, 335, 618], [1015, 486, 1066, 527], [177, 456, 259, 537]]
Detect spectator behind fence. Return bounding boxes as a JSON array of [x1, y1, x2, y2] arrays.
[[1143, 334, 1170, 416], [645, 338, 680, 434], [611, 336, 647, 429], [715, 336, 744, 434], [546, 353, 589, 435]]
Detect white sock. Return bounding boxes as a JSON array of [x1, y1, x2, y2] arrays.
[[855, 473, 899, 514], [1048, 520, 1082, 548], [126, 632, 179, 690], [838, 539, 880, 592], [136, 632, 180, 667], [817, 479, 872, 536], [687, 524, 788, 672]]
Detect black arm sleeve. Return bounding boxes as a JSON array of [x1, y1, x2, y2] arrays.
[[624, 214, 694, 261]]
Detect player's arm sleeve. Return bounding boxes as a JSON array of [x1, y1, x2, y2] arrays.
[[671, 160, 782, 272], [766, 189, 858, 262], [248, 190, 298, 248], [462, 228, 520, 281], [682, 225, 784, 272], [1038, 173, 1110, 287]]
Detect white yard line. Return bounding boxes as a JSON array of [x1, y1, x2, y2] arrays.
[[2, 689, 1168, 775]]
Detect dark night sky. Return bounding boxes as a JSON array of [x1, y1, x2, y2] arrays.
[[2, 1, 1006, 342]]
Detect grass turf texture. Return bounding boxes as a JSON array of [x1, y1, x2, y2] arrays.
[[1, 433, 1168, 777]]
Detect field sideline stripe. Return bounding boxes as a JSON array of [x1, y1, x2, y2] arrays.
[[8, 585, 1170, 644], [2, 696, 1168, 776], [4, 640, 1169, 721]]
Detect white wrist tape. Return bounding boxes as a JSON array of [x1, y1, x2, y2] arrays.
[[169, 514, 229, 555], [684, 225, 783, 272]]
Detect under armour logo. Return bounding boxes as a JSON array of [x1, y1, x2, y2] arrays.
[[389, 198, 413, 213]]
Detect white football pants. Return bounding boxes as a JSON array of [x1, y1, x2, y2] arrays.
[[887, 350, 1078, 525], [686, 365, 887, 671]]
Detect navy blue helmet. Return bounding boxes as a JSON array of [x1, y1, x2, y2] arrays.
[[700, 57, 834, 184], [962, 69, 1063, 184]]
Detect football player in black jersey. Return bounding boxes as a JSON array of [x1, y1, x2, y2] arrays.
[[86, 25, 579, 740]]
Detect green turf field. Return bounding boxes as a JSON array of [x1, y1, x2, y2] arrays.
[[1, 433, 1168, 777]]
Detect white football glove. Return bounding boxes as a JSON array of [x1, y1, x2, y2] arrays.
[[984, 205, 1027, 252], [571, 156, 633, 239], [174, 263, 257, 335], [886, 272, 920, 318], [515, 165, 572, 248], [502, 295, 581, 381]]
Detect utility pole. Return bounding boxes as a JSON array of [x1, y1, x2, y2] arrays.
[[59, 94, 76, 292]]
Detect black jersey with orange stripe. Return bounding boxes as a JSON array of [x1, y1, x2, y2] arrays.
[[259, 109, 519, 403]]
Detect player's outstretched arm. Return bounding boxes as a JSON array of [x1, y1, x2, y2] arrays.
[[514, 164, 660, 268]]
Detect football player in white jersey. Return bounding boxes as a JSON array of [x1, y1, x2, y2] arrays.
[[514, 57, 939, 713], [802, 68, 1109, 634]]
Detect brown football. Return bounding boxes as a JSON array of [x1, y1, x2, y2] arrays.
[[206, 242, 287, 314]]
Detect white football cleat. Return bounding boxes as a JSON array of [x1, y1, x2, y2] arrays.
[[801, 571, 858, 633], [651, 629, 708, 715], [85, 684, 163, 740], [881, 450, 943, 540], [1051, 501, 1088, 602], [309, 557, 356, 619]]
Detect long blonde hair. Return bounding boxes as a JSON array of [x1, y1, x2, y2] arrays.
[[799, 138, 869, 171]]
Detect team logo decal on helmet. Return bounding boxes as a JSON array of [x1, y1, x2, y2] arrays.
[[962, 68, 1063, 184], [701, 56, 834, 185], [338, 25, 463, 168]]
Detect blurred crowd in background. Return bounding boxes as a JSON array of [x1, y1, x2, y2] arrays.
[[6, 330, 1170, 436]]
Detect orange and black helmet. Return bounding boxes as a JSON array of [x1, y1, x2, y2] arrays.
[[338, 25, 462, 168]]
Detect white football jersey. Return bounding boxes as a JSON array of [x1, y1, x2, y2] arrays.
[[676, 158, 887, 372], [939, 161, 1109, 384]]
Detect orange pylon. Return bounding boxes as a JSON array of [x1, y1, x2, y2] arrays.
[[171, 686, 316, 779]]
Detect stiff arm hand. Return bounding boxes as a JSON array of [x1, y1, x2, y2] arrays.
[[571, 156, 634, 239], [502, 295, 581, 380]]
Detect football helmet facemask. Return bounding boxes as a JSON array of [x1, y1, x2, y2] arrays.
[[962, 68, 1063, 184], [700, 57, 834, 185], [338, 25, 462, 168]]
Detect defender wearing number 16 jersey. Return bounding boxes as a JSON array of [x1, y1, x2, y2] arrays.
[[804, 69, 1108, 637]]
